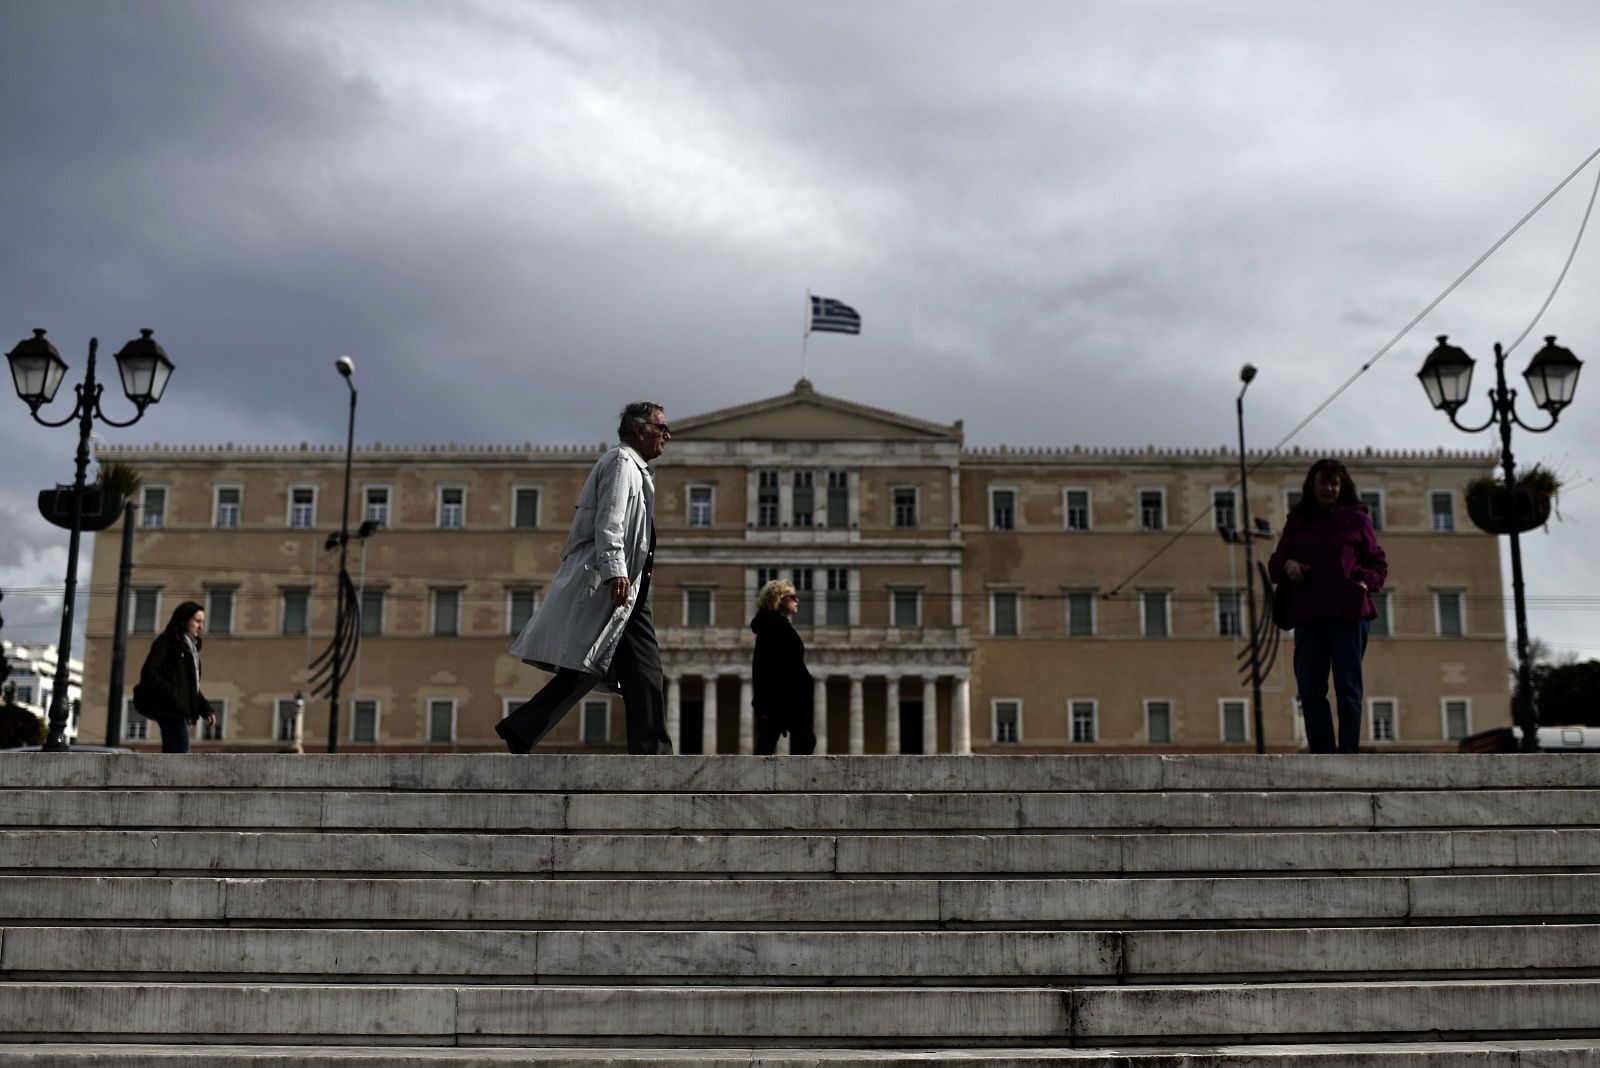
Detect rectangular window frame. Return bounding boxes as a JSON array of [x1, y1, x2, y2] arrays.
[[351, 698, 381, 744], [1369, 697, 1399, 743], [1430, 489, 1455, 533], [276, 698, 300, 743], [1359, 489, 1385, 532], [432, 588, 462, 636], [280, 587, 310, 637], [581, 697, 611, 745], [1145, 698, 1174, 745], [1433, 589, 1466, 637], [124, 696, 148, 741], [363, 484, 391, 529], [427, 698, 458, 744], [890, 587, 922, 628], [1063, 486, 1091, 532], [1442, 697, 1471, 742], [824, 568, 850, 626], [1140, 589, 1171, 638], [213, 483, 243, 530], [687, 484, 715, 529], [683, 586, 715, 627], [287, 483, 318, 530], [992, 698, 1022, 744], [988, 486, 1017, 531], [1069, 698, 1097, 744], [139, 484, 169, 530], [1215, 589, 1243, 638], [1219, 698, 1249, 744], [506, 587, 539, 635], [891, 485, 918, 529], [1065, 589, 1096, 637], [360, 586, 385, 637], [756, 469, 780, 529], [792, 470, 815, 528], [790, 568, 815, 625], [1138, 487, 1166, 532], [1370, 589, 1392, 638], [989, 588, 1021, 637], [511, 484, 541, 530], [130, 587, 162, 636], [1211, 487, 1237, 533], [205, 586, 235, 636], [437, 485, 467, 530]]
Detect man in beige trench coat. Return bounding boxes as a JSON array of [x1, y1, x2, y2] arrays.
[[495, 401, 675, 754]]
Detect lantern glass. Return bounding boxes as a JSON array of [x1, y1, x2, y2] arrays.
[[1523, 335, 1582, 413], [1417, 335, 1474, 412], [113, 329, 174, 406], [6, 329, 68, 408]]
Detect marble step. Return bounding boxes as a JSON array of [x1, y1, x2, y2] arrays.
[[7, 789, 1597, 832], [4, 925, 1596, 983], [3, 829, 1596, 877], [3, 873, 1596, 927], [5, 752, 1597, 793], [4, 1041, 1600, 1066], [1, 980, 1596, 1044]]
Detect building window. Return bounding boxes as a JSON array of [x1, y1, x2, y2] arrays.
[[125, 698, 148, 741], [281, 588, 309, 636], [1435, 590, 1464, 637], [891, 589, 921, 627], [427, 699, 455, 744], [433, 589, 461, 636], [990, 590, 1020, 637], [360, 587, 385, 637], [131, 588, 161, 635], [352, 699, 379, 743], [205, 588, 234, 636], [364, 486, 390, 528], [438, 486, 465, 530], [1212, 489, 1236, 532], [756, 566, 783, 589], [993, 699, 1021, 744], [1146, 700, 1173, 744], [1360, 491, 1384, 531], [1069, 700, 1096, 744], [684, 588, 713, 627], [1443, 698, 1470, 741], [1141, 590, 1170, 638], [1370, 591, 1391, 637], [1066, 591, 1095, 637], [688, 485, 714, 528], [1139, 489, 1165, 531], [791, 569, 815, 625], [1064, 488, 1090, 531], [756, 470, 780, 528], [16, 685, 35, 706], [1215, 590, 1243, 637], [1431, 491, 1455, 533], [507, 589, 538, 634], [989, 488, 1016, 531], [1370, 698, 1398, 742], [581, 699, 610, 744], [140, 486, 167, 529], [201, 699, 226, 742], [513, 486, 540, 529], [288, 485, 316, 529], [792, 471, 814, 528], [214, 485, 242, 529], [825, 568, 849, 625], [892, 486, 918, 529], [276, 699, 299, 743], [1221, 699, 1248, 743], [1285, 489, 1304, 515], [826, 470, 849, 527]]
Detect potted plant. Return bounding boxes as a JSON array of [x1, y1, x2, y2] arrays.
[[36, 461, 141, 533], [1464, 464, 1561, 535]]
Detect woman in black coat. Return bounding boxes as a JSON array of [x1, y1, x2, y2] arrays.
[[134, 600, 215, 753], [750, 579, 817, 755]]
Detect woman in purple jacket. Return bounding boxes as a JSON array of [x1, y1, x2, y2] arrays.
[[1268, 459, 1388, 754]]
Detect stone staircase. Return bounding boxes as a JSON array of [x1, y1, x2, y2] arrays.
[[1, 752, 1598, 1066]]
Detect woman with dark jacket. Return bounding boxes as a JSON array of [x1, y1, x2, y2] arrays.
[[750, 579, 817, 755], [134, 601, 215, 753], [1268, 459, 1388, 754]]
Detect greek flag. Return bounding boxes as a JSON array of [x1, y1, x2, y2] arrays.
[[809, 296, 861, 335]]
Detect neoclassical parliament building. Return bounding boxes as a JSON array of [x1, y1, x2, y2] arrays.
[[79, 380, 1507, 754]]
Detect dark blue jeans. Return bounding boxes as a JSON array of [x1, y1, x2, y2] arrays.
[[152, 715, 191, 753], [1293, 618, 1370, 754]]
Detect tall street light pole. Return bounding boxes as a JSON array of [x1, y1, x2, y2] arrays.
[[327, 356, 357, 752], [1235, 363, 1267, 754], [1418, 335, 1582, 752], [6, 328, 174, 751]]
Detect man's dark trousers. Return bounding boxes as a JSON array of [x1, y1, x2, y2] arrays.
[[500, 569, 673, 754]]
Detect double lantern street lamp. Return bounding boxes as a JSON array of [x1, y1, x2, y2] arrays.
[[1417, 334, 1582, 752], [6, 328, 174, 751]]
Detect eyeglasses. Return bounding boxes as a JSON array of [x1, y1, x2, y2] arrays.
[[647, 421, 671, 435]]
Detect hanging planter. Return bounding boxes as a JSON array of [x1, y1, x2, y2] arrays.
[[1464, 466, 1560, 536], [37, 484, 126, 532]]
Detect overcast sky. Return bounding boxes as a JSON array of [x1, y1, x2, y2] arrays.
[[3, 0, 1598, 667]]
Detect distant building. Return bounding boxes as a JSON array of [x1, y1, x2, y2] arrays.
[[2, 641, 83, 742], [80, 381, 1506, 753]]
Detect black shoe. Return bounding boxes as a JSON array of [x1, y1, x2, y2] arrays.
[[495, 719, 532, 754]]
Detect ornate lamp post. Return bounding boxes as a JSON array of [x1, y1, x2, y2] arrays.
[[7, 328, 174, 751], [1234, 363, 1268, 754], [1418, 334, 1582, 752], [308, 356, 361, 753]]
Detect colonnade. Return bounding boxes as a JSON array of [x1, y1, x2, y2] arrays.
[[663, 671, 971, 755]]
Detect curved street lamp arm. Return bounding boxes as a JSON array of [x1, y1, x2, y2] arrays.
[[1444, 402, 1497, 435], [25, 387, 89, 429], [91, 396, 151, 429], [1509, 406, 1561, 434]]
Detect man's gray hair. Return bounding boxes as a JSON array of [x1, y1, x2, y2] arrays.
[[618, 400, 664, 441]]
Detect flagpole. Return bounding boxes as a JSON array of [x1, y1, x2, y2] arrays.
[[801, 289, 811, 380]]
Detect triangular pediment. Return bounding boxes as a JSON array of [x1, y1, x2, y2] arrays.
[[673, 380, 962, 443]]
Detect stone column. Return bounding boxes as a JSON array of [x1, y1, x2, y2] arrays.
[[739, 674, 754, 755], [921, 676, 938, 755], [702, 675, 718, 755], [951, 675, 971, 755], [848, 675, 865, 755], [666, 675, 681, 753], [884, 674, 901, 755], [812, 675, 829, 755]]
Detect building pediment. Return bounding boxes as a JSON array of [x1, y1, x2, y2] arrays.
[[673, 379, 962, 443]]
